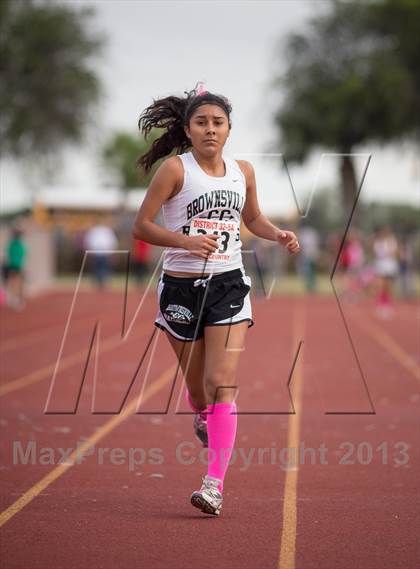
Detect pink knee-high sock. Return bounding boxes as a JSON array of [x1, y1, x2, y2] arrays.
[[207, 401, 237, 492]]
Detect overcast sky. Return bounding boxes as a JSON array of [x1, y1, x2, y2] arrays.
[[2, 0, 419, 215]]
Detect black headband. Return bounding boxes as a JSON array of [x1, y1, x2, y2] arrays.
[[184, 94, 232, 127]]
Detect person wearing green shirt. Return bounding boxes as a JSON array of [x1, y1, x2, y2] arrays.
[[3, 227, 27, 309]]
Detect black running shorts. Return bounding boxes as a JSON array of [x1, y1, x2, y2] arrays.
[[154, 268, 253, 342]]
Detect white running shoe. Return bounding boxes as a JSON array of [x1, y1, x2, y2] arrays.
[[193, 413, 208, 447], [190, 475, 223, 516]]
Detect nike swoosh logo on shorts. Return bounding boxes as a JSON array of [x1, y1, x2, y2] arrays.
[[230, 304, 241, 308]]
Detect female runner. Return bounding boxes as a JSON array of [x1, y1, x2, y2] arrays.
[[132, 84, 300, 516]]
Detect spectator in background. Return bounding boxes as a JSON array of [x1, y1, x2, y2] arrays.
[[297, 225, 320, 292], [398, 234, 415, 300], [247, 236, 272, 297], [84, 222, 118, 289], [2, 223, 28, 310], [372, 226, 399, 318], [337, 230, 366, 301], [132, 238, 151, 284]]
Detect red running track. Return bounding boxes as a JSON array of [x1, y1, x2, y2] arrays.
[[0, 286, 418, 569]]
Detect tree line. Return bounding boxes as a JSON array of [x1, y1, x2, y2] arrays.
[[1, 0, 418, 215]]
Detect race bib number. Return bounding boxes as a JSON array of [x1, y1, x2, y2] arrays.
[[189, 218, 239, 262]]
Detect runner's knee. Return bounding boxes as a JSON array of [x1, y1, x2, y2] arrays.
[[205, 370, 237, 403]]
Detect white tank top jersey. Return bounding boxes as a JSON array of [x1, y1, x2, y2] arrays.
[[161, 151, 247, 273]]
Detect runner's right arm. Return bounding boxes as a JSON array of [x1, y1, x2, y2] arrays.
[[132, 157, 220, 259]]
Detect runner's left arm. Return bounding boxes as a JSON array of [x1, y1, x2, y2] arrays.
[[238, 160, 300, 255]]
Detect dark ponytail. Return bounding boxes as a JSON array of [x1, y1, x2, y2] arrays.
[[137, 84, 232, 174]]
